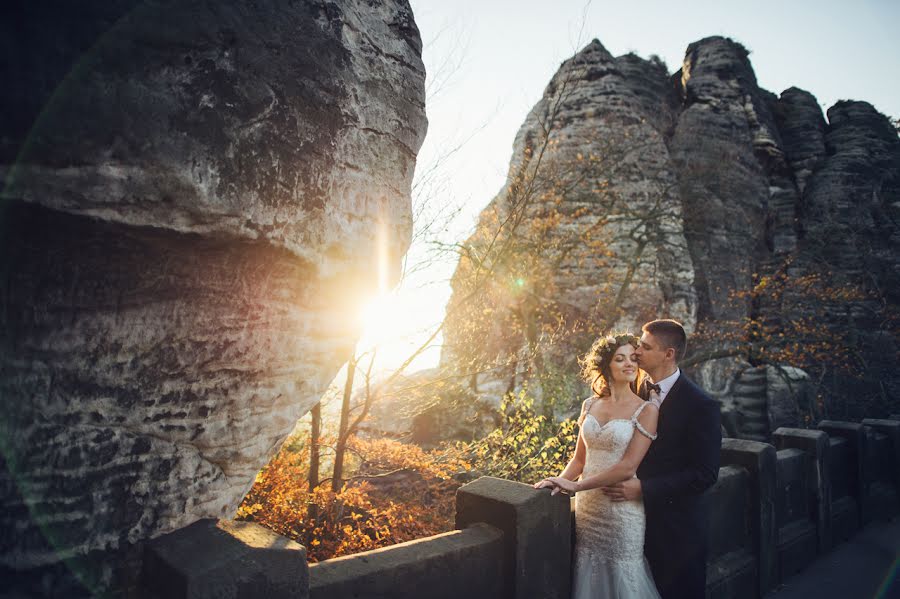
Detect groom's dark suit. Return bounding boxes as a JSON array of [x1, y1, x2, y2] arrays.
[[637, 374, 721, 599]]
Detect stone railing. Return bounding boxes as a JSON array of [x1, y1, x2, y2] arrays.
[[141, 417, 900, 598]]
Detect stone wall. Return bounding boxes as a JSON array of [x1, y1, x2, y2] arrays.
[[0, 1, 426, 595], [141, 416, 899, 598]]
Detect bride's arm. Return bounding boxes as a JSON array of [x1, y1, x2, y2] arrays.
[[534, 401, 589, 490], [558, 431, 587, 481], [534, 430, 585, 490], [550, 404, 658, 494]]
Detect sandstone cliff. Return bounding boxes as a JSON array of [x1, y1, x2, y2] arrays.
[[0, 0, 426, 593], [442, 37, 899, 438]]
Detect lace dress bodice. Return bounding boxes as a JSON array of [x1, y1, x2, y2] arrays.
[[573, 398, 660, 598]]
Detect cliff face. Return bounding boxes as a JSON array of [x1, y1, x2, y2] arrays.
[[440, 41, 696, 405], [0, 0, 426, 593], [442, 36, 899, 435]]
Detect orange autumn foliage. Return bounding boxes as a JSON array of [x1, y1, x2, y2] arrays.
[[236, 435, 472, 562]]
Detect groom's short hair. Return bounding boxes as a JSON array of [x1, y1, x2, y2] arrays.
[[642, 319, 687, 362]]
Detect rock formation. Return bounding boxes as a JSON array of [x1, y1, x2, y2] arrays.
[[0, 0, 426, 594], [442, 36, 899, 439], [441, 41, 696, 406]]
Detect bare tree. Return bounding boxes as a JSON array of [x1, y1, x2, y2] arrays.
[[308, 402, 321, 490]]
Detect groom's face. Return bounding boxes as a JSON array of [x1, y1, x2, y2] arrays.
[[636, 332, 665, 373]]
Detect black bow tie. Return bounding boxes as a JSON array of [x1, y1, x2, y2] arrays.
[[645, 382, 662, 395]]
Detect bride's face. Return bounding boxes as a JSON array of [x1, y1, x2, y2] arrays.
[[608, 344, 638, 383]]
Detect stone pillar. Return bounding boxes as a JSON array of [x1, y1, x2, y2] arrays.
[[705, 466, 757, 599], [720, 439, 778, 596], [862, 419, 900, 493], [819, 421, 869, 525], [141, 519, 308, 599], [772, 428, 832, 553], [456, 476, 571, 599], [862, 418, 900, 519]]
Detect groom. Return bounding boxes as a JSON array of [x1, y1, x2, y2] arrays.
[[602, 319, 721, 599]]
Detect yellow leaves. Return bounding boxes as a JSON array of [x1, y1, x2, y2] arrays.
[[235, 502, 263, 519], [468, 389, 579, 484]]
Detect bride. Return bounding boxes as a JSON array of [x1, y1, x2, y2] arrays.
[[534, 333, 661, 599]]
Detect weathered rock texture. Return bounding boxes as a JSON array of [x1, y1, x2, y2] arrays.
[[441, 42, 696, 403], [442, 36, 899, 438], [0, 0, 426, 594]]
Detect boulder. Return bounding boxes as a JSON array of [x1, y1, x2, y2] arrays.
[[0, 0, 427, 594]]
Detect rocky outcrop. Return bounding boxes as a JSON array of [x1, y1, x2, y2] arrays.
[[442, 36, 899, 434], [790, 99, 900, 412], [776, 87, 827, 195], [0, 0, 426, 594], [671, 38, 775, 324], [442, 41, 696, 399]]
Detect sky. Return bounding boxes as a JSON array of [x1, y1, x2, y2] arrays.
[[351, 0, 900, 379]]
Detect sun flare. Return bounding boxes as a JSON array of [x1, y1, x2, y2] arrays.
[[359, 293, 402, 347], [354, 285, 444, 377]]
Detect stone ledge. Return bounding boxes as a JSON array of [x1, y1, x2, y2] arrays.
[[819, 421, 869, 524], [456, 476, 571, 599], [772, 427, 831, 554], [721, 438, 778, 596], [309, 523, 503, 599], [141, 519, 307, 599]]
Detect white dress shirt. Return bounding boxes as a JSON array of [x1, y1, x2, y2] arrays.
[[649, 368, 680, 406]]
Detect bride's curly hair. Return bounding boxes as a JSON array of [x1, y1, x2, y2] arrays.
[[579, 332, 643, 399]]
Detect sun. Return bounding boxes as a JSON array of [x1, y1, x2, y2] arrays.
[[358, 293, 403, 348], [353, 216, 445, 374], [354, 286, 444, 376]]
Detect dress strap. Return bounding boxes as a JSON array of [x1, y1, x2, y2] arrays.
[[585, 396, 595, 411], [578, 396, 595, 426], [631, 402, 657, 441]]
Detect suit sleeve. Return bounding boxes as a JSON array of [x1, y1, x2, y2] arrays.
[[641, 395, 721, 501]]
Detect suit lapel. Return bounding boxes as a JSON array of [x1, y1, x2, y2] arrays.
[[658, 374, 685, 420]]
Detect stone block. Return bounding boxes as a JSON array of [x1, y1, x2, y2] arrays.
[[773, 427, 831, 553], [773, 448, 818, 581], [706, 466, 757, 599], [721, 438, 778, 596], [456, 476, 571, 599], [308, 524, 503, 599], [826, 437, 861, 544], [141, 519, 308, 599], [819, 421, 869, 524], [706, 549, 757, 599], [775, 448, 808, 527], [862, 423, 900, 520], [862, 419, 900, 493], [708, 466, 752, 559]]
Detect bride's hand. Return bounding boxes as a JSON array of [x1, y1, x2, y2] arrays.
[[534, 479, 568, 495], [546, 476, 579, 495], [534, 477, 579, 495]]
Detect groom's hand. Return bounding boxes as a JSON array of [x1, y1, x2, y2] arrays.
[[602, 479, 642, 502]]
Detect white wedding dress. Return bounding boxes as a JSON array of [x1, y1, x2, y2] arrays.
[[573, 398, 661, 599]]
